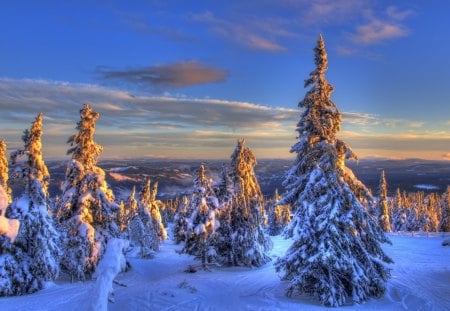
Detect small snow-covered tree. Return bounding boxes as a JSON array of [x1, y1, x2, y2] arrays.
[[275, 35, 392, 307], [7, 113, 60, 293], [214, 139, 271, 267], [172, 196, 190, 244], [139, 179, 167, 241], [128, 191, 159, 258], [213, 163, 233, 204], [0, 140, 11, 204], [0, 184, 27, 296], [56, 104, 119, 281], [182, 164, 218, 267], [392, 188, 407, 232], [439, 186, 450, 232], [268, 189, 291, 236], [378, 171, 391, 232]]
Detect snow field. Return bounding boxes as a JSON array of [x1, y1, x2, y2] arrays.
[[0, 234, 449, 310]]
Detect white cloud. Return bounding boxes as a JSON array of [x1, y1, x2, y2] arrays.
[[349, 19, 408, 45]]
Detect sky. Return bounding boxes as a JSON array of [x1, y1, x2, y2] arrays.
[[0, 0, 449, 160]]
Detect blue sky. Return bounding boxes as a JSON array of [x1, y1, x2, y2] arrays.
[[0, 0, 449, 160]]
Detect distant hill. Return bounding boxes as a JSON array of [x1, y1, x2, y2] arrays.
[[11, 158, 450, 201]]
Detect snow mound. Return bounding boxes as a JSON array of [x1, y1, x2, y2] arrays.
[[89, 238, 129, 311]]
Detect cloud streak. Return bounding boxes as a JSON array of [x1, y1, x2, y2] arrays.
[[349, 19, 408, 45], [97, 61, 228, 88], [0, 78, 445, 160], [192, 11, 288, 52]]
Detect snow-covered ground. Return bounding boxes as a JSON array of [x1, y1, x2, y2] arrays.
[[0, 234, 449, 311]]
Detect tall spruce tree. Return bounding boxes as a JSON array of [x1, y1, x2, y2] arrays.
[[56, 104, 119, 281], [0, 140, 11, 204], [275, 35, 392, 307], [7, 113, 60, 294], [182, 164, 218, 267], [214, 139, 271, 267], [378, 171, 391, 232]]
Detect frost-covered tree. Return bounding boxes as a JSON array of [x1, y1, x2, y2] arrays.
[[128, 188, 159, 258], [172, 196, 190, 244], [378, 171, 391, 232], [214, 139, 271, 267], [392, 188, 407, 232], [275, 35, 392, 307], [0, 140, 11, 204], [6, 113, 60, 293], [213, 163, 233, 204], [439, 186, 450, 232], [267, 189, 291, 236], [139, 179, 167, 241], [182, 164, 218, 267], [117, 186, 139, 235], [0, 184, 26, 296], [56, 104, 119, 281]]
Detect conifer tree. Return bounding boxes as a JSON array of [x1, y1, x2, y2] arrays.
[[214, 139, 271, 267], [0, 140, 11, 204], [182, 164, 218, 267], [439, 186, 450, 232], [56, 104, 119, 281], [117, 201, 127, 233], [275, 35, 392, 307], [139, 179, 167, 241], [129, 186, 159, 258], [267, 189, 291, 236], [378, 171, 391, 232], [173, 196, 190, 244], [392, 188, 407, 232], [7, 113, 60, 293], [213, 163, 233, 204], [0, 183, 28, 296]]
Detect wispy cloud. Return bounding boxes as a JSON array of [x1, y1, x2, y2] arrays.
[[0, 78, 443, 160], [347, 6, 413, 46], [192, 11, 288, 52], [97, 61, 228, 88], [118, 12, 191, 42], [349, 19, 408, 45], [386, 6, 415, 21]]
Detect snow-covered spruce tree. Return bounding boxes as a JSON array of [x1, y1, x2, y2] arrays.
[[214, 139, 271, 267], [0, 182, 27, 296], [128, 186, 159, 258], [182, 164, 218, 267], [139, 179, 167, 241], [172, 196, 190, 244], [378, 171, 391, 232], [56, 104, 119, 281], [7, 113, 60, 293], [439, 186, 450, 232], [0, 140, 11, 204], [392, 188, 407, 232], [213, 163, 234, 205], [267, 189, 291, 236], [275, 35, 392, 307]]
